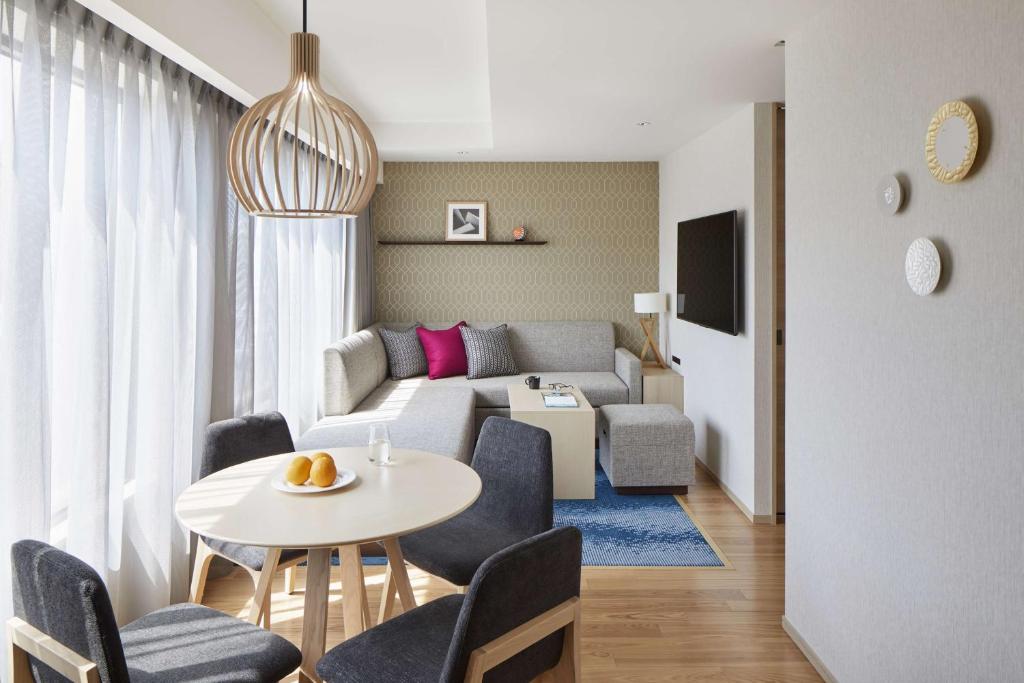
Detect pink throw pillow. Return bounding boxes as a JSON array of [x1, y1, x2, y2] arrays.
[[416, 322, 469, 379]]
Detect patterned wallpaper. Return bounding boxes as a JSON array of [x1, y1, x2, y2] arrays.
[[372, 162, 659, 354]]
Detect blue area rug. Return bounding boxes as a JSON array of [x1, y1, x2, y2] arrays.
[[348, 463, 723, 568], [554, 466, 723, 567]]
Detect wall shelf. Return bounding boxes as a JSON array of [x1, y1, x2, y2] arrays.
[[377, 240, 548, 246]]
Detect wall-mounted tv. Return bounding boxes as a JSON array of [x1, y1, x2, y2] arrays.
[[676, 210, 739, 335]]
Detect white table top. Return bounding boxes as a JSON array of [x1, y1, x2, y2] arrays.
[[175, 447, 481, 549], [507, 384, 594, 414]]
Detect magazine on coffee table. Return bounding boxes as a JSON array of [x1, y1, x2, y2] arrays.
[[542, 393, 578, 408]]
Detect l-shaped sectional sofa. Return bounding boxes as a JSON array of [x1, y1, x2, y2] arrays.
[[295, 321, 642, 463]]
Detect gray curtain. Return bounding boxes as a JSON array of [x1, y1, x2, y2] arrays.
[[344, 205, 375, 335]]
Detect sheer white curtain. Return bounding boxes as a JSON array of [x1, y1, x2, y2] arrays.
[[251, 217, 347, 437], [0, 0, 369, 660]]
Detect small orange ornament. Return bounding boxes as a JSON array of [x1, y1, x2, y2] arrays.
[[513, 225, 527, 241]]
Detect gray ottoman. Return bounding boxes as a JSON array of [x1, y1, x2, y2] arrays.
[[598, 404, 695, 494]]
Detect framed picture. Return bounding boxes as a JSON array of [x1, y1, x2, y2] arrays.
[[446, 201, 488, 241]]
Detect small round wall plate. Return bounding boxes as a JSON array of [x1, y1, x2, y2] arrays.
[[876, 174, 903, 215], [271, 468, 357, 494], [905, 238, 941, 296]]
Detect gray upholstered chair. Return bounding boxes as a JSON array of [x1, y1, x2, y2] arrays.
[[317, 526, 582, 683], [8, 539, 301, 683], [378, 416, 553, 621], [189, 411, 306, 628]]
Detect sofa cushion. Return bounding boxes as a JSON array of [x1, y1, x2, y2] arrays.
[[378, 324, 427, 379], [296, 382, 476, 463], [422, 371, 628, 408], [323, 328, 388, 416], [380, 321, 616, 372], [417, 322, 469, 379], [506, 321, 615, 372], [460, 324, 519, 379]]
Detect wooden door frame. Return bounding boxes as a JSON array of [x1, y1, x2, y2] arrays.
[[770, 103, 786, 522]]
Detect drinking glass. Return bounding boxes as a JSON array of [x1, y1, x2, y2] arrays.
[[368, 423, 392, 466]]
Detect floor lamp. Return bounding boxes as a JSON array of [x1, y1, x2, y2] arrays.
[[634, 292, 668, 368]]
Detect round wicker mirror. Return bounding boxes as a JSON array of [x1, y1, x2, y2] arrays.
[[925, 100, 978, 184]]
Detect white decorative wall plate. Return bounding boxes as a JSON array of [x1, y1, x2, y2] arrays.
[[905, 238, 941, 296], [876, 174, 903, 215]]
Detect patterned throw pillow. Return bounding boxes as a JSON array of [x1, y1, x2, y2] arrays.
[[378, 325, 428, 379], [459, 324, 519, 380]]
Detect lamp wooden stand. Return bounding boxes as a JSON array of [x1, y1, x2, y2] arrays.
[[634, 292, 668, 369], [638, 316, 667, 368]]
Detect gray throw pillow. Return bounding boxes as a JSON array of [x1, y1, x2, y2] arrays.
[[379, 325, 428, 379], [460, 324, 519, 380]]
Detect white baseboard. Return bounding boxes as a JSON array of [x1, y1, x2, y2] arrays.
[[695, 459, 774, 524], [782, 615, 839, 683]]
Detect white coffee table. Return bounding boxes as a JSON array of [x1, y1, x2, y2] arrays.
[[507, 384, 595, 499], [175, 447, 481, 683]]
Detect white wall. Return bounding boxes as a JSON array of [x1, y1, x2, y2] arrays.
[[658, 104, 775, 517], [785, 1, 1024, 680]]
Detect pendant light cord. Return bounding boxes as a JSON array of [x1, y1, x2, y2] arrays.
[[302, 0, 307, 32]]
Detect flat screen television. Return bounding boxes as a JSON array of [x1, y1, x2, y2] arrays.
[[676, 210, 739, 335]]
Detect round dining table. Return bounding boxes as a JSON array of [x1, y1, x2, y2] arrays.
[[175, 447, 482, 683]]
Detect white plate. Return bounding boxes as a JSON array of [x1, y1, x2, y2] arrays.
[[271, 467, 357, 494]]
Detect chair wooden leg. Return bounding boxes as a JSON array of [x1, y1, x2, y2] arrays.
[[551, 599, 581, 681], [188, 540, 215, 604], [248, 548, 282, 627], [339, 544, 371, 637], [8, 618, 99, 683], [8, 631, 32, 683], [284, 566, 297, 595], [466, 598, 580, 683]]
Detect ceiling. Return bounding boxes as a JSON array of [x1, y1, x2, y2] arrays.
[[248, 0, 823, 161]]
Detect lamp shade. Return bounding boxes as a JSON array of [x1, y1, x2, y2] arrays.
[[227, 32, 378, 218], [634, 292, 667, 314]]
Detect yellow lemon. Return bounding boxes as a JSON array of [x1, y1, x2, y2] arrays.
[[285, 455, 313, 486], [310, 455, 337, 487]]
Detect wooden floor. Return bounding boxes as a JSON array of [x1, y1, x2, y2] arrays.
[[203, 465, 820, 682]]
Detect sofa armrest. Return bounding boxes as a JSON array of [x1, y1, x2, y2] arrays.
[[322, 327, 388, 417], [614, 347, 642, 404]]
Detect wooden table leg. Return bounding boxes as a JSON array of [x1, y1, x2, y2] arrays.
[[339, 544, 371, 638], [298, 547, 332, 683], [248, 547, 281, 625], [381, 537, 417, 614], [378, 561, 397, 624]]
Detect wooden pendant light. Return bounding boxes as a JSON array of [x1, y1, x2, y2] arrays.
[[227, 1, 378, 218]]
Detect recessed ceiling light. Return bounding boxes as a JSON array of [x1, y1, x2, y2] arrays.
[[774, 40, 786, 47], [636, 121, 652, 127]]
